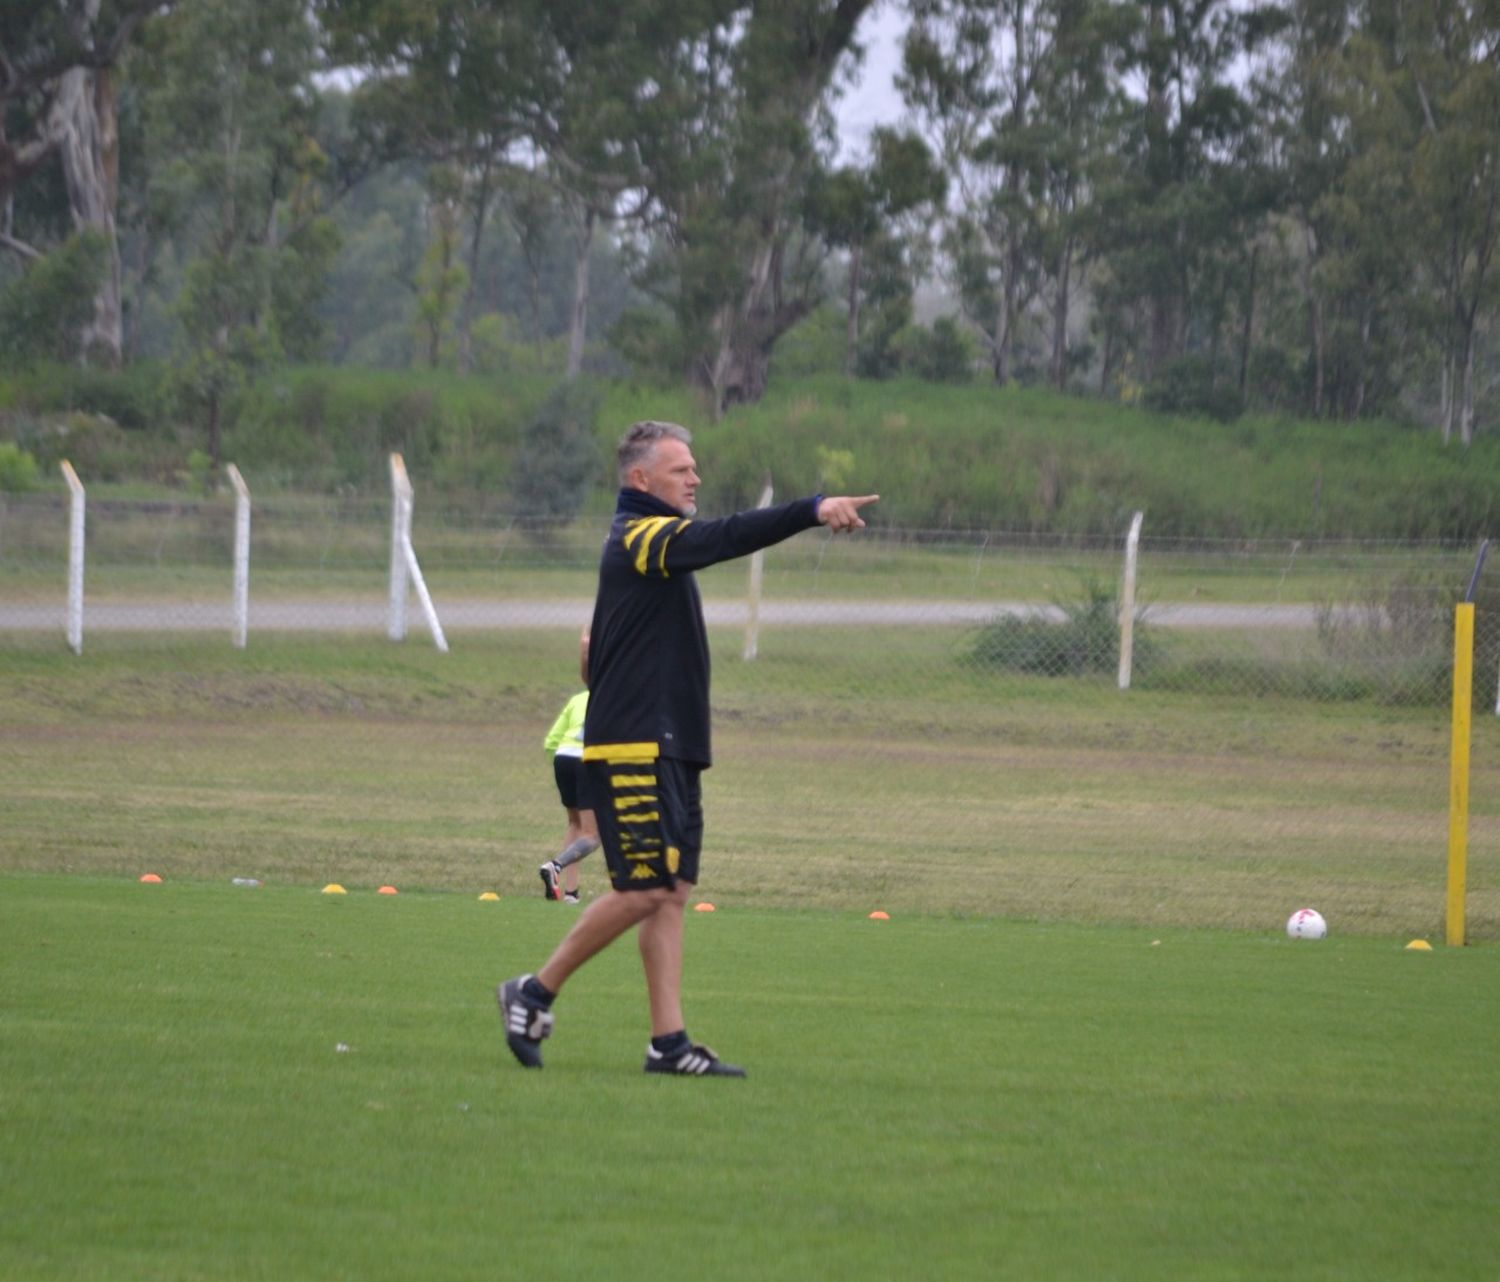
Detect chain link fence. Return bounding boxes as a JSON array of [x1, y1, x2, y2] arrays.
[[2, 486, 1497, 938]]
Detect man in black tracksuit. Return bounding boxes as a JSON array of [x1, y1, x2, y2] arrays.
[[499, 420, 877, 1076]]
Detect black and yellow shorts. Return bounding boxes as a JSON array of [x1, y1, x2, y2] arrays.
[[582, 745, 703, 891]]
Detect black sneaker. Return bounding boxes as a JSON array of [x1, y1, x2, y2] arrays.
[[496, 975, 553, 1069], [643, 1042, 746, 1077], [538, 861, 561, 900]]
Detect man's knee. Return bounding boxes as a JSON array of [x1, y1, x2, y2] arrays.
[[637, 881, 691, 909]]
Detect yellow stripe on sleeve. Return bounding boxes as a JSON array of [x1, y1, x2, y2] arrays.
[[624, 516, 674, 575], [612, 794, 656, 810], [657, 519, 688, 576]]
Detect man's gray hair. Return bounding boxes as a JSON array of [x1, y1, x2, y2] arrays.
[[617, 420, 692, 484]]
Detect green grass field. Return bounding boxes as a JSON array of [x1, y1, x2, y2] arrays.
[[4, 627, 1500, 1276], [3, 876, 1497, 1281]]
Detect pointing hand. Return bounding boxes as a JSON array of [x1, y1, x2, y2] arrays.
[[817, 495, 879, 533]]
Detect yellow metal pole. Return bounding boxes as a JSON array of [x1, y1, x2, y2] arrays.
[[1447, 602, 1475, 947]]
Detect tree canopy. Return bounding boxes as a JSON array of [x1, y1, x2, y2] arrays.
[[1, 0, 1498, 443]]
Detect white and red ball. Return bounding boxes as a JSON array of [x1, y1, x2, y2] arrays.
[[1286, 908, 1328, 940]]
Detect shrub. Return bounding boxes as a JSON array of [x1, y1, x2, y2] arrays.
[[1143, 355, 1243, 423], [61, 363, 170, 430], [0, 442, 39, 492], [0, 233, 107, 367], [509, 380, 603, 529], [969, 578, 1152, 677], [771, 306, 845, 378], [901, 317, 975, 384]]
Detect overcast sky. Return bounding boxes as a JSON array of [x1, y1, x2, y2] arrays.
[[834, 2, 908, 160]]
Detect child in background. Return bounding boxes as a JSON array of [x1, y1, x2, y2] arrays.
[[539, 631, 598, 902]]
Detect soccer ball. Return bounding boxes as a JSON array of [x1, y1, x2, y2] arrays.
[[1286, 908, 1328, 940]]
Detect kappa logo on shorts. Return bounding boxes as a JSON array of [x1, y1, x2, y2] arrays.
[[629, 864, 656, 880]]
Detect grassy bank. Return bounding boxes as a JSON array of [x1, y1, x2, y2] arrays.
[[4, 364, 1499, 538]]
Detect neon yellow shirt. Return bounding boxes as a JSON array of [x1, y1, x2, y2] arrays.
[[543, 691, 589, 759]]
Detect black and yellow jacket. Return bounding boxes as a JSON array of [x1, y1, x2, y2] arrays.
[[583, 487, 821, 767]]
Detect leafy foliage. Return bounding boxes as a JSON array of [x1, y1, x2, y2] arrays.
[[509, 379, 603, 527], [0, 442, 40, 492], [969, 578, 1149, 678], [0, 234, 107, 367]]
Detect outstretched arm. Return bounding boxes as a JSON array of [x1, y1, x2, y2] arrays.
[[817, 495, 879, 532], [634, 494, 879, 578]]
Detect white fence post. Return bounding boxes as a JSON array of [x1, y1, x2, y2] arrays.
[[226, 464, 251, 649], [61, 461, 84, 655], [1118, 510, 1144, 691], [387, 452, 448, 653], [389, 453, 411, 642], [742, 480, 774, 661]]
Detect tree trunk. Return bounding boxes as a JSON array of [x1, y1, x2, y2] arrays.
[[1237, 245, 1258, 406], [1309, 292, 1325, 419], [708, 238, 781, 416], [993, 276, 1012, 385], [1050, 241, 1071, 390], [48, 65, 123, 367], [565, 205, 595, 381], [207, 387, 222, 470], [1351, 304, 1371, 420], [710, 334, 773, 415], [457, 158, 493, 376], [1439, 355, 1453, 444], [1459, 320, 1476, 447], [844, 241, 863, 378]]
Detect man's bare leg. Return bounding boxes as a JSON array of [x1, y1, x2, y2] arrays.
[[535, 886, 671, 994], [637, 880, 691, 1036]]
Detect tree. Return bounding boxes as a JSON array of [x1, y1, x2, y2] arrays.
[[806, 128, 947, 376], [319, 0, 530, 373], [1389, 1, 1500, 444], [1098, 0, 1274, 386], [137, 0, 334, 463], [414, 165, 468, 367], [0, 0, 171, 364], [616, 0, 876, 413], [900, 0, 1039, 385]]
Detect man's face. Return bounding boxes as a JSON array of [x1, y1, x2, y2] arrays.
[[636, 437, 699, 517]]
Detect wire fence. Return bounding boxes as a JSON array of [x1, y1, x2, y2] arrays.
[[2, 487, 1497, 938]]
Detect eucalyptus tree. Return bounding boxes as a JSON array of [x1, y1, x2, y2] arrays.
[[899, 0, 1045, 384], [1100, 0, 1278, 384], [1021, 0, 1136, 388], [136, 0, 333, 462], [610, 0, 876, 413], [318, 0, 533, 372], [319, 1, 650, 378], [900, 0, 1127, 388], [0, 0, 171, 364], [1262, 0, 1414, 420], [805, 127, 947, 376], [1377, 0, 1500, 444]]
